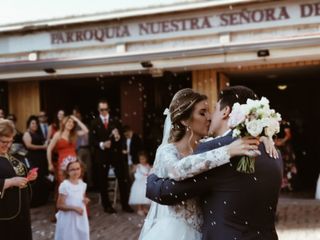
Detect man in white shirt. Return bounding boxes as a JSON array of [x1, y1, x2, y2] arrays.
[[38, 111, 49, 141], [123, 125, 143, 180]]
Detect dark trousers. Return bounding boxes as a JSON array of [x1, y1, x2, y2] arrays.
[[96, 151, 130, 209]]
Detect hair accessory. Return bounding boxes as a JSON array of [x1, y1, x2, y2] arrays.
[[163, 108, 170, 115], [61, 155, 77, 171]]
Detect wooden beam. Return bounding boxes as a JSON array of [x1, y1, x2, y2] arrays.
[[8, 81, 40, 132]]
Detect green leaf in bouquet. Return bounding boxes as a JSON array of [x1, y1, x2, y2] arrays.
[[236, 156, 256, 174]]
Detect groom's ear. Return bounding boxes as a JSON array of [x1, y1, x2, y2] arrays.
[[222, 106, 231, 119]]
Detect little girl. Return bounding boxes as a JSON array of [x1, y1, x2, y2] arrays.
[[129, 151, 151, 216], [55, 157, 90, 240]]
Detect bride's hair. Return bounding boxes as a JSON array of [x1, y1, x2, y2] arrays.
[[168, 88, 207, 143]]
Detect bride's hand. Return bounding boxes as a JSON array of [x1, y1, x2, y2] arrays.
[[260, 136, 279, 159], [227, 137, 261, 158]]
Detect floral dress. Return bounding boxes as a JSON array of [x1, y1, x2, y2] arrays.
[[139, 143, 230, 240]]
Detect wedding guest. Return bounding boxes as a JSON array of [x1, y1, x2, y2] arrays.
[[7, 114, 28, 166], [275, 120, 297, 191], [123, 125, 143, 179], [47, 115, 89, 190], [23, 115, 49, 207], [55, 158, 90, 240], [7, 114, 23, 144], [6, 114, 22, 142], [38, 111, 49, 141], [129, 151, 151, 216], [48, 109, 65, 141], [47, 115, 89, 222], [0, 119, 37, 240], [90, 99, 133, 213], [73, 108, 93, 188], [47, 110, 65, 178]]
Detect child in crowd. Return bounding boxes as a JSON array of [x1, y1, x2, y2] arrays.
[[55, 157, 90, 240], [129, 151, 152, 216]]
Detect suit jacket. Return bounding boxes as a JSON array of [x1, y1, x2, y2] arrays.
[[146, 132, 283, 240], [90, 116, 121, 160], [39, 123, 49, 140]]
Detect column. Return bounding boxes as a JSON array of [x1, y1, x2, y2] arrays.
[[192, 69, 218, 111], [8, 81, 40, 132], [120, 79, 143, 135]]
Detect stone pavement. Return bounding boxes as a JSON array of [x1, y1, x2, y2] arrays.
[[31, 193, 144, 240], [277, 195, 320, 240], [31, 192, 320, 240]]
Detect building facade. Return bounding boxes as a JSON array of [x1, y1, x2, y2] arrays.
[[0, 0, 320, 186]]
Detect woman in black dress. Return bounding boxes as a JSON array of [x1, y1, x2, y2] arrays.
[[23, 115, 48, 207], [275, 120, 297, 191], [0, 119, 37, 240]]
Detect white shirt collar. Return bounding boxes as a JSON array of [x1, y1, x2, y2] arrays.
[[200, 129, 232, 143], [99, 114, 109, 122], [214, 129, 232, 139]]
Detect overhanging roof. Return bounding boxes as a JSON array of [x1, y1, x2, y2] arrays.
[[0, 34, 319, 73], [0, 0, 255, 34]]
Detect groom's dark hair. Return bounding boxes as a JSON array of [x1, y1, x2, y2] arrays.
[[218, 85, 258, 110]]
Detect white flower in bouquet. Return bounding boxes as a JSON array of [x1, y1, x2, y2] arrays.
[[228, 103, 246, 128], [228, 96, 281, 173], [260, 96, 270, 106], [232, 128, 241, 138], [263, 118, 280, 138], [246, 119, 264, 137]]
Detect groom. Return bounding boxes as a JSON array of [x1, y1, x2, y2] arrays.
[[146, 86, 283, 240]]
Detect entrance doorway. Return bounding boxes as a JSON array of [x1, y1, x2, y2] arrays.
[[227, 65, 320, 191], [39, 71, 192, 160]]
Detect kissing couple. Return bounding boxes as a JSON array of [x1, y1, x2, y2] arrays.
[[139, 86, 282, 240]]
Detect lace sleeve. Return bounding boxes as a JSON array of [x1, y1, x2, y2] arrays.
[[154, 144, 230, 181], [169, 145, 230, 180]]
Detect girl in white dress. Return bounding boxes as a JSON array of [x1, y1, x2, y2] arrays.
[[139, 88, 262, 240], [55, 158, 90, 240], [129, 151, 152, 215]]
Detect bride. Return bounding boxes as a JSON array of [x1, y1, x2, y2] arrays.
[[139, 88, 263, 240]]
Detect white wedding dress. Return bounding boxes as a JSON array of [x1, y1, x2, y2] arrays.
[[139, 143, 230, 240]]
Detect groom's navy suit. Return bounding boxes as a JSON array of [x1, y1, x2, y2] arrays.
[[147, 132, 283, 240]]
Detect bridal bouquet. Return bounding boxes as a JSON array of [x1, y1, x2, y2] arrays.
[[228, 97, 281, 173]]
